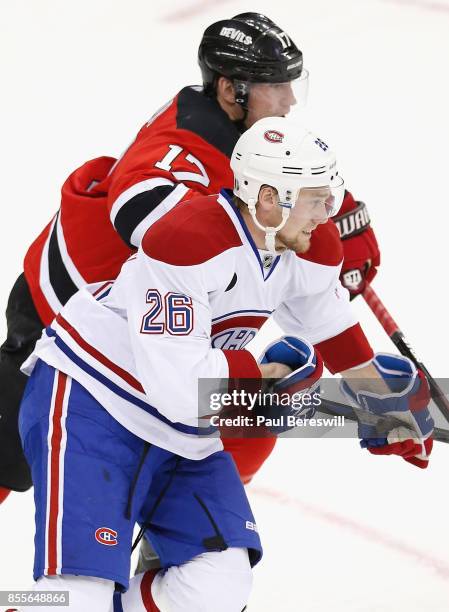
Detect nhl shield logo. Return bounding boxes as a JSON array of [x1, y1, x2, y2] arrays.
[[262, 254, 274, 269], [264, 130, 284, 143], [95, 527, 118, 546]]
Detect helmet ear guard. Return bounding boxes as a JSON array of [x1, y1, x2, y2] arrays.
[[233, 80, 249, 108], [230, 116, 344, 253]]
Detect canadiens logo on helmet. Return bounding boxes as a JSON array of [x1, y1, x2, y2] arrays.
[[95, 527, 118, 546], [264, 130, 284, 143]]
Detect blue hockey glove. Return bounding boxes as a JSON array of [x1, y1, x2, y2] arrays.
[[341, 353, 434, 468], [257, 336, 323, 432]]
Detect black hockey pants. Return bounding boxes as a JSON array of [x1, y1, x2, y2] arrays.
[[0, 274, 43, 490]]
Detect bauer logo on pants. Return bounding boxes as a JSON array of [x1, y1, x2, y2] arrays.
[[95, 527, 118, 546]]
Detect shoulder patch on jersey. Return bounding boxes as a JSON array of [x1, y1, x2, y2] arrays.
[[298, 220, 343, 266], [142, 195, 242, 265], [176, 87, 241, 159]]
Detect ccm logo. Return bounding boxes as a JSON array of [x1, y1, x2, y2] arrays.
[[95, 527, 118, 546], [264, 130, 284, 143]]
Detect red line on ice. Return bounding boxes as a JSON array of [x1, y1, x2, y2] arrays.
[[382, 0, 449, 15], [252, 485, 449, 581], [161, 0, 235, 23]]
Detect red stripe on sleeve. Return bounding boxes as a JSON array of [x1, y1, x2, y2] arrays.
[[314, 323, 374, 374], [222, 350, 261, 379]]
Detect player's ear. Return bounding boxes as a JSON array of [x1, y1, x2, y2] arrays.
[[216, 76, 236, 104], [257, 185, 278, 212]]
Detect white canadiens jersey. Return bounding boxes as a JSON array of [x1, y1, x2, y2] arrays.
[[24, 191, 363, 460]]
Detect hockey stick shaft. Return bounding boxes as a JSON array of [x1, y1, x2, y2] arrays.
[[320, 398, 449, 444], [362, 283, 449, 425]]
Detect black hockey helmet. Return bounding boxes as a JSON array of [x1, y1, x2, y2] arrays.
[[198, 12, 303, 99]]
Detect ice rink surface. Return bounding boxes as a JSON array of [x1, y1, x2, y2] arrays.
[[1, 0, 449, 609]]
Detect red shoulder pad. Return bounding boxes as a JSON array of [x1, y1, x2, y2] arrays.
[[298, 219, 343, 266], [142, 195, 242, 265]]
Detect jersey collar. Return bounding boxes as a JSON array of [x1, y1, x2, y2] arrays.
[[218, 189, 281, 281]]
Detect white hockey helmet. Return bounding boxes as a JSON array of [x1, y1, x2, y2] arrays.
[[230, 116, 344, 252]]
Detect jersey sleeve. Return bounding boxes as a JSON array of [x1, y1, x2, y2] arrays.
[[107, 97, 234, 249], [274, 263, 374, 374], [119, 242, 260, 426]]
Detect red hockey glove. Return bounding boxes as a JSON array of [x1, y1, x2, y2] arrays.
[[333, 191, 380, 299], [340, 354, 434, 469]]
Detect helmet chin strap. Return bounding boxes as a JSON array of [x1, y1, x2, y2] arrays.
[[247, 199, 292, 254]]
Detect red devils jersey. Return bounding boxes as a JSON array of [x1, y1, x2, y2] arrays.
[[24, 87, 239, 325]]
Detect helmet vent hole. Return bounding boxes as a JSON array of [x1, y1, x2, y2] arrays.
[[311, 165, 326, 176], [282, 166, 303, 175]]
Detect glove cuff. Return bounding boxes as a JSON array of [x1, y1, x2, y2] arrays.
[[333, 201, 371, 239]]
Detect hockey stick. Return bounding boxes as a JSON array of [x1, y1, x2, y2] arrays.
[[362, 283, 449, 426], [319, 398, 449, 444]]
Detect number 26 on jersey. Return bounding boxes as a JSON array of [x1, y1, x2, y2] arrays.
[[140, 289, 194, 336]]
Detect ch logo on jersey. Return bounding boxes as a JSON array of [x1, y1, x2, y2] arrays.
[[95, 527, 118, 546], [212, 328, 257, 350], [264, 130, 284, 144], [219, 27, 252, 45], [211, 312, 270, 350], [314, 138, 329, 151]]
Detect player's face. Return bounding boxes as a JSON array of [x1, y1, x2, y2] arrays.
[[245, 82, 297, 128], [275, 187, 331, 253]]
